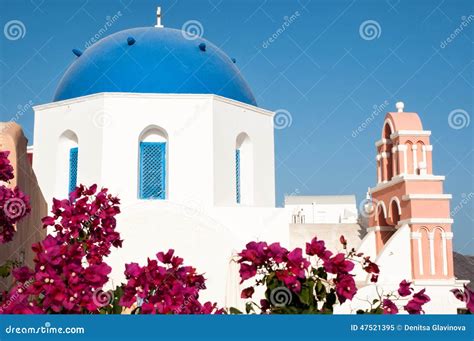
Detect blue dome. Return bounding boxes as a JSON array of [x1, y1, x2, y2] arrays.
[[53, 27, 257, 106]]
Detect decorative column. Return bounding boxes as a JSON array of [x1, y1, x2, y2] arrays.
[[397, 144, 407, 175], [412, 144, 418, 175], [376, 154, 382, 183], [391, 146, 398, 176], [445, 231, 454, 277], [428, 231, 435, 275], [411, 231, 423, 277], [441, 231, 448, 276], [381, 152, 390, 182], [423, 145, 433, 174]]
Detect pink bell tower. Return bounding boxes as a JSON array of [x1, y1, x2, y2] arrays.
[[368, 102, 454, 280]]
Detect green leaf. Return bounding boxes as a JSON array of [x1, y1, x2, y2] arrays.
[[245, 302, 255, 314], [299, 286, 311, 305], [228, 307, 243, 315], [316, 267, 328, 280], [0, 264, 11, 278]]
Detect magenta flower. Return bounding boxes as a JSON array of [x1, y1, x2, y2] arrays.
[[268, 242, 288, 263], [412, 289, 430, 304], [1, 185, 122, 314], [287, 248, 310, 278], [0, 186, 31, 244], [382, 299, 398, 314], [403, 289, 430, 314], [305, 236, 332, 261], [241, 287, 255, 299], [404, 300, 424, 314], [335, 274, 357, 303], [239, 263, 257, 283], [324, 253, 354, 274], [451, 285, 474, 313], [0, 151, 14, 182], [397, 279, 412, 297], [120, 250, 223, 314]]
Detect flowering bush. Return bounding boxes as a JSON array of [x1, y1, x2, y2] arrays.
[[0, 185, 121, 313], [451, 285, 473, 313], [358, 279, 431, 315], [0, 151, 30, 244], [0, 174, 221, 314], [119, 249, 224, 314], [235, 236, 430, 314]]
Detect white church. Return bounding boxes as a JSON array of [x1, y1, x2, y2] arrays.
[[20, 9, 466, 313]]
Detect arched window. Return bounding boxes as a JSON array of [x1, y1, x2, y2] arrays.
[[235, 133, 254, 205], [57, 130, 78, 196], [406, 141, 414, 174], [138, 126, 168, 200], [382, 121, 394, 181], [389, 197, 401, 226], [376, 201, 388, 226], [416, 141, 425, 175], [69, 147, 78, 193]]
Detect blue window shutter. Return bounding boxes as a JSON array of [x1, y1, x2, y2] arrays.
[[69, 147, 78, 193], [236, 149, 240, 204], [139, 142, 166, 199]]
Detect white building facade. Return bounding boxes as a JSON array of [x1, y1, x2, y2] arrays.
[[28, 14, 466, 313]]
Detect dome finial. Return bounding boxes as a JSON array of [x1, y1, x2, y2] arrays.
[[396, 101, 404, 112], [155, 6, 164, 28]]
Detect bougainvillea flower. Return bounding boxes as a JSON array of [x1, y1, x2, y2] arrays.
[[404, 300, 424, 314], [397, 279, 412, 297], [287, 248, 310, 278], [382, 299, 398, 314], [335, 274, 357, 303], [324, 253, 354, 274], [239, 263, 257, 283], [120, 252, 223, 314], [305, 236, 332, 261], [241, 287, 255, 299], [0, 151, 14, 182]]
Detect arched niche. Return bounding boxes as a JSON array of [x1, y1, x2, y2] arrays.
[[138, 125, 169, 199], [235, 132, 254, 205], [56, 130, 79, 198]]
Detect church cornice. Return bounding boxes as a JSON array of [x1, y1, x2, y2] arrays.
[[370, 174, 445, 193], [33, 92, 274, 117]]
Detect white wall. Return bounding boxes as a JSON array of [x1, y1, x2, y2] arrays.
[[33, 95, 105, 201], [286, 203, 358, 224], [32, 92, 286, 306], [34, 93, 276, 209], [212, 98, 275, 207]]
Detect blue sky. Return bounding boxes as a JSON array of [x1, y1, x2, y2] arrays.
[[0, 0, 472, 254]]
